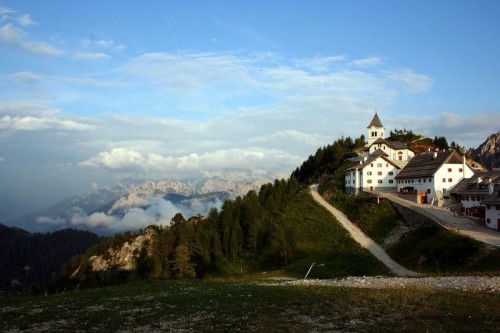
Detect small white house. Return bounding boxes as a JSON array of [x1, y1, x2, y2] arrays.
[[395, 150, 474, 206], [481, 185, 500, 230]]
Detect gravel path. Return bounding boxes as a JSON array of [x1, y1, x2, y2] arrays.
[[309, 185, 420, 277], [279, 276, 500, 293]]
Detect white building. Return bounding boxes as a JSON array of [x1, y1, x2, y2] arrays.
[[345, 112, 413, 194], [345, 152, 401, 194], [482, 184, 500, 230], [368, 138, 415, 162], [394, 150, 474, 206], [450, 171, 500, 216]]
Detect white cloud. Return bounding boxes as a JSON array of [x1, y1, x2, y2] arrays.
[[18, 14, 37, 26], [71, 211, 119, 229], [294, 55, 346, 72], [0, 115, 96, 131], [68, 196, 182, 232], [351, 56, 383, 67], [81, 38, 125, 51], [74, 52, 110, 60], [248, 130, 325, 146], [9, 71, 41, 84], [0, 23, 63, 56], [80, 147, 302, 180], [0, 6, 15, 19], [36, 216, 66, 225], [387, 111, 500, 148], [385, 68, 433, 93]]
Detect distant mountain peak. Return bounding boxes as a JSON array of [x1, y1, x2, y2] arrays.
[[470, 131, 500, 170]]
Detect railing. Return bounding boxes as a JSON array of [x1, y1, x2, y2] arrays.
[[367, 190, 458, 231]]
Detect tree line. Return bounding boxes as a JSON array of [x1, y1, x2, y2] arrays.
[[0, 225, 101, 293], [61, 177, 303, 286]]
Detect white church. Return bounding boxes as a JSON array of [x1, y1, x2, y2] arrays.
[[345, 112, 474, 206]]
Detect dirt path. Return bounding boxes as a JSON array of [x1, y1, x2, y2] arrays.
[[309, 184, 420, 277]]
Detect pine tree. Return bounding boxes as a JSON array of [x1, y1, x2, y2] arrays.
[[173, 245, 196, 279]]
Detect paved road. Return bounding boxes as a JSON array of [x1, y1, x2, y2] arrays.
[[370, 190, 500, 247], [309, 185, 420, 277]]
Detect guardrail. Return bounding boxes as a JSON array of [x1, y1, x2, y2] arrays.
[[366, 190, 457, 231]]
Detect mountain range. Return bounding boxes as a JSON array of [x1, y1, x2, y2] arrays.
[[3, 174, 273, 235]]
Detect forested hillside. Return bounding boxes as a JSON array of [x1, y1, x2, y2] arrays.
[[0, 225, 101, 293]]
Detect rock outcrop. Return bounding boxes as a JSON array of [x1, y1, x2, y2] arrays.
[[89, 226, 158, 271], [470, 131, 500, 169]]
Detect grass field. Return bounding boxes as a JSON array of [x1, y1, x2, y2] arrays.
[[1, 279, 499, 332]]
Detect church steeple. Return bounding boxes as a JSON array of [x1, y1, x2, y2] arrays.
[[367, 111, 384, 146]]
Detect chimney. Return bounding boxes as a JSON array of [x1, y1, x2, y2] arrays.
[[488, 183, 494, 195], [462, 155, 466, 179]]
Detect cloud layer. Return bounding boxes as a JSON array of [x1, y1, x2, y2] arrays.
[[1, 3, 499, 210]]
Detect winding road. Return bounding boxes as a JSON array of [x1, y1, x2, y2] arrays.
[[309, 184, 420, 277]]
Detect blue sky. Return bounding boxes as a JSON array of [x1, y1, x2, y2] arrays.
[[1, 0, 499, 209]]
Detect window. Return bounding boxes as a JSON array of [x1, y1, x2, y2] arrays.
[[486, 204, 491, 209], [443, 188, 447, 194], [377, 179, 383, 184], [418, 179, 421, 183], [386, 163, 389, 167], [459, 168, 463, 172], [429, 178, 432, 182], [367, 171, 372, 176], [388, 171, 393, 175], [377, 163, 382, 167], [448, 168, 452, 172], [497, 205, 500, 210], [448, 178, 452, 182], [486, 218, 491, 224], [367, 180, 372, 184], [427, 189, 431, 194], [423, 179, 426, 183], [377, 171, 382, 176], [371, 163, 374, 167], [442, 178, 446, 183], [389, 180, 394, 183]]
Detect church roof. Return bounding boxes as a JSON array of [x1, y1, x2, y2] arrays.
[[370, 138, 411, 150], [367, 112, 383, 128], [346, 154, 401, 171]]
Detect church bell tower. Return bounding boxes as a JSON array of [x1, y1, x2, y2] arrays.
[[367, 111, 384, 146]]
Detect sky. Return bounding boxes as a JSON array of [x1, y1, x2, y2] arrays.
[[1, 0, 500, 210]]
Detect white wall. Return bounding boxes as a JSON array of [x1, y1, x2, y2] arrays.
[[485, 204, 500, 230]]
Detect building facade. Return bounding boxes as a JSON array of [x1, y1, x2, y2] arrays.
[[345, 154, 401, 194], [450, 171, 500, 217], [394, 150, 474, 206], [345, 112, 413, 194], [482, 185, 500, 230]]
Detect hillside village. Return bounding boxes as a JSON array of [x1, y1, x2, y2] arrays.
[[345, 112, 500, 231]]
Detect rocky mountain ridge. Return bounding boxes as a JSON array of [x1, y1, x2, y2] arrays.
[[469, 131, 500, 169], [7, 174, 273, 234]]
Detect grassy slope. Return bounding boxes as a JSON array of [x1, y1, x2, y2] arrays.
[[265, 189, 390, 278], [1, 279, 499, 332], [320, 185, 500, 274]]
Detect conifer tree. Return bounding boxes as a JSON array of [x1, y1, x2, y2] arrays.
[[173, 245, 196, 279]]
